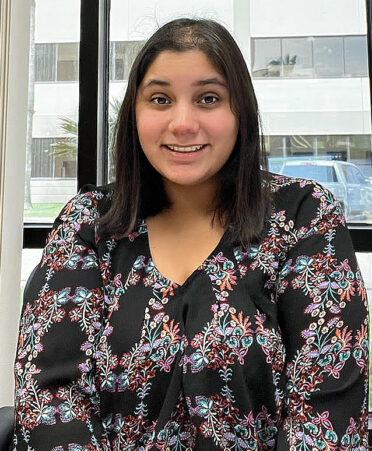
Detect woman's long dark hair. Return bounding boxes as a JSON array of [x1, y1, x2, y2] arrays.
[[99, 18, 271, 246]]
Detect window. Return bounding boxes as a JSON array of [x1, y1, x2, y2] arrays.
[[34, 42, 79, 82], [251, 39, 281, 77], [281, 163, 338, 183], [110, 41, 144, 81], [31, 138, 55, 177], [31, 138, 77, 178], [340, 164, 367, 185], [57, 43, 79, 81], [252, 35, 368, 79], [313, 36, 343, 77], [282, 38, 313, 77], [345, 36, 368, 77], [24, 1, 79, 224], [35, 43, 56, 82]]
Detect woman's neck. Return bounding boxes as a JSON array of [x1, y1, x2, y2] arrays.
[[158, 178, 221, 229]]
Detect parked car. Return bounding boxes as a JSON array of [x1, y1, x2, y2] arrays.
[[278, 160, 372, 220]]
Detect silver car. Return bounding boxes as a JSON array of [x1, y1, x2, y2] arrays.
[[278, 160, 372, 221]]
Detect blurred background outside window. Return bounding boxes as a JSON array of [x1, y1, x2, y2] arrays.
[[23, 0, 80, 225]]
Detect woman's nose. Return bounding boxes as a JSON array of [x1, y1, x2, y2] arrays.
[[168, 104, 200, 135]]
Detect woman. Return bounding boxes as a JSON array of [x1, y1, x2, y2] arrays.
[[13, 18, 368, 450]]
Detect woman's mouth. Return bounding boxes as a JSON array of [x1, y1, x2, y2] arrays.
[[164, 144, 207, 153]]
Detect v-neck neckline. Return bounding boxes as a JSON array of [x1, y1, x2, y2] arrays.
[[141, 219, 229, 289]]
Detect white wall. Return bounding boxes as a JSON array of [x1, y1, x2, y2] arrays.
[[0, 0, 31, 406], [110, 0, 234, 41], [254, 78, 371, 135], [35, 0, 80, 43], [250, 0, 366, 37]]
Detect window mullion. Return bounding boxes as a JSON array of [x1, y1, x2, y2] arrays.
[[78, 0, 99, 189]]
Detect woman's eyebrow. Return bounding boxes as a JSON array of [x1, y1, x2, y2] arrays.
[[193, 77, 227, 87], [142, 79, 170, 89], [142, 77, 227, 89]]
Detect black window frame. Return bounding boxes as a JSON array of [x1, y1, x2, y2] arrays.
[[24, 0, 110, 247]]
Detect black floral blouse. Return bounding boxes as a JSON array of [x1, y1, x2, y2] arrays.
[[12, 174, 369, 450]]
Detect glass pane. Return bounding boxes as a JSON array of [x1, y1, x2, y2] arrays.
[[350, 135, 372, 178], [35, 43, 56, 81], [31, 138, 55, 177], [252, 39, 282, 77], [57, 42, 79, 81], [282, 38, 313, 77], [281, 161, 338, 183], [316, 135, 348, 160], [111, 41, 145, 80], [313, 36, 344, 77], [24, 0, 80, 223], [344, 36, 368, 77]]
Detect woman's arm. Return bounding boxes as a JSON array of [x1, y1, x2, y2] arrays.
[[275, 181, 369, 450], [12, 190, 108, 450]]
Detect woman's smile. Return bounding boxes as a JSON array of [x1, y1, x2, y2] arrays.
[[164, 144, 206, 152]]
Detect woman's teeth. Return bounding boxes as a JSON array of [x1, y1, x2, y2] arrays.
[[166, 145, 204, 152]]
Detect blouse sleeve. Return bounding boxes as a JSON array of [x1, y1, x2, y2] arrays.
[[275, 181, 369, 450], [12, 190, 108, 450]]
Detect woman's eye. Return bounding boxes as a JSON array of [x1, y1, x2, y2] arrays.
[[200, 96, 218, 105], [151, 97, 170, 105]]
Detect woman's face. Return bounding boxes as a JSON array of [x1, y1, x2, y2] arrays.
[[135, 50, 238, 188]]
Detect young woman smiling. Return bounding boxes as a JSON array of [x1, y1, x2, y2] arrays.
[[12, 18, 368, 450]]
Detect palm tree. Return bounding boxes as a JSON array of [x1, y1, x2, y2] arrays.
[[50, 117, 77, 158], [52, 98, 122, 172]]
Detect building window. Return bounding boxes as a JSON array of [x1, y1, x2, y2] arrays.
[[345, 36, 368, 77], [313, 37, 344, 77], [34, 43, 79, 82], [35, 43, 56, 82], [281, 38, 313, 77], [110, 41, 145, 81], [57, 43, 79, 81], [31, 138, 76, 178], [31, 138, 55, 177], [251, 39, 281, 77], [252, 35, 368, 78]]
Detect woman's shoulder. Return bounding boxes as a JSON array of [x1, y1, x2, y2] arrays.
[[49, 183, 113, 241], [77, 183, 113, 215], [264, 171, 344, 224], [57, 183, 113, 222]]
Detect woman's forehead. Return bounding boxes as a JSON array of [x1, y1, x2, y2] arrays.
[[140, 50, 226, 87]]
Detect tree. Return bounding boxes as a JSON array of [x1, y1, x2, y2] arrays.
[[51, 97, 122, 178]]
